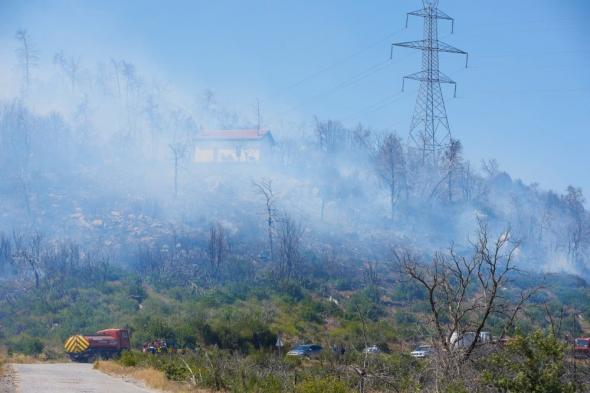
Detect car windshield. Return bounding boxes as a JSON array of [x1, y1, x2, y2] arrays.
[[415, 346, 431, 351], [293, 345, 311, 351], [575, 339, 589, 347]]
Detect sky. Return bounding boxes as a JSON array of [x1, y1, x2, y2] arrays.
[[0, 0, 589, 197]]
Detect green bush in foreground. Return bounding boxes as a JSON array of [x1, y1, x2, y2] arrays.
[[7, 334, 44, 356], [294, 377, 352, 393], [483, 330, 575, 393], [119, 350, 140, 367]]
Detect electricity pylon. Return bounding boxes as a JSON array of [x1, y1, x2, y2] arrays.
[[392, 0, 468, 165]]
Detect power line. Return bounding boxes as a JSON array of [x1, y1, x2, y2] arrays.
[[457, 15, 586, 32], [275, 59, 395, 117], [270, 28, 406, 98], [476, 49, 590, 59], [306, 60, 391, 100], [282, 30, 455, 106], [342, 65, 467, 123], [340, 91, 406, 122], [265, 20, 459, 122], [463, 87, 590, 97]]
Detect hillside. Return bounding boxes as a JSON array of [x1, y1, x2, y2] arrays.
[[1, 15, 590, 392]]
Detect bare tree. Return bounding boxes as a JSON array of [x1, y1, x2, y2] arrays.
[[15, 29, 39, 93], [53, 50, 81, 90], [314, 117, 346, 154], [12, 230, 43, 289], [120, 60, 143, 138], [363, 261, 379, 302], [563, 186, 586, 263], [208, 223, 227, 280], [351, 123, 372, 151], [459, 161, 475, 202], [0, 233, 11, 270], [543, 302, 566, 338], [110, 58, 122, 98], [443, 138, 462, 203], [144, 94, 161, 143], [429, 138, 463, 203], [373, 133, 405, 220], [276, 214, 303, 280], [16, 168, 32, 215], [169, 142, 188, 197], [253, 179, 276, 262], [481, 158, 499, 179], [121, 61, 139, 95], [394, 218, 538, 362], [317, 165, 339, 221], [352, 301, 370, 393]]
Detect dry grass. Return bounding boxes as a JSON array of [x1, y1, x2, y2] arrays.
[[4, 354, 42, 364], [0, 349, 15, 391], [94, 360, 214, 393], [4, 353, 65, 364]]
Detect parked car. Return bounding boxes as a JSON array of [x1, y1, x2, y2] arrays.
[[363, 345, 381, 354], [287, 344, 323, 358], [410, 344, 435, 358]]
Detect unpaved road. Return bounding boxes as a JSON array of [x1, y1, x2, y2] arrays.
[[12, 363, 158, 393]]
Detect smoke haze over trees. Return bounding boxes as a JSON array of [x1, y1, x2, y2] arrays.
[[0, 14, 589, 391], [0, 30, 588, 281]]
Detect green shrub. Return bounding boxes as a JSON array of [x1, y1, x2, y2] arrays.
[[483, 330, 575, 393], [252, 374, 283, 393], [119, 350, 141, 367], [334, 278, 355, 291], [163, 361, 190, 381], [299, 298, 325, 324], [295, 377, 352, 393], [8, 334, 44, 356], [444, 382, 469, 393], [278, 280, 304, 303], [125, 276, 147, 303]]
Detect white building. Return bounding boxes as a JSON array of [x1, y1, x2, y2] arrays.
[[193, 128, 275, 163]]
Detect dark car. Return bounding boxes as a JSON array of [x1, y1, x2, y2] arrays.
[[287, 344, 323, 358]]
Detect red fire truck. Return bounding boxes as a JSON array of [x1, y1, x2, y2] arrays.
[[574, 337, 590, 359], [64, 328, 131, 362]]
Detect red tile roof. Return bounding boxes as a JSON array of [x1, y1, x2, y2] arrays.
[[196, 128, 272, 141]]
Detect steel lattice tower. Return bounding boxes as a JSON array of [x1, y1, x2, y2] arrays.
[[392, 0, 468, 165]]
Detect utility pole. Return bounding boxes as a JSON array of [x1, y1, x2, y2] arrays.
[[256, 98, 262, 135], [392, 0, 468, 166]]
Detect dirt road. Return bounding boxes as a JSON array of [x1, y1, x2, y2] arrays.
[[12, 363, 158, 393]]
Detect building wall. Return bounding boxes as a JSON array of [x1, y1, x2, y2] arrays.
[[194, 147, 215, 163], [194, 144, 262, 163]]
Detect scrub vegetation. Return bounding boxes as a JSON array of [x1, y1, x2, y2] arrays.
[[0, 27, 589, 393]]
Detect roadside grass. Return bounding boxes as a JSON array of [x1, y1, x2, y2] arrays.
[[94, 360, 214, 393], [3, 342, 68, 364], [5, 352, 66, 364], [0, 347, 41, 366], [6, 354, 43, 364], [0, 348, 16, 389], [0, 350, 5, 374]]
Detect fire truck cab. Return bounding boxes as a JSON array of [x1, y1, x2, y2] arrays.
[[574, 337, 590, 358]]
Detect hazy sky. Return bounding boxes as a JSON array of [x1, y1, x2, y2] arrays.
[[1, 0, 589, 196]]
